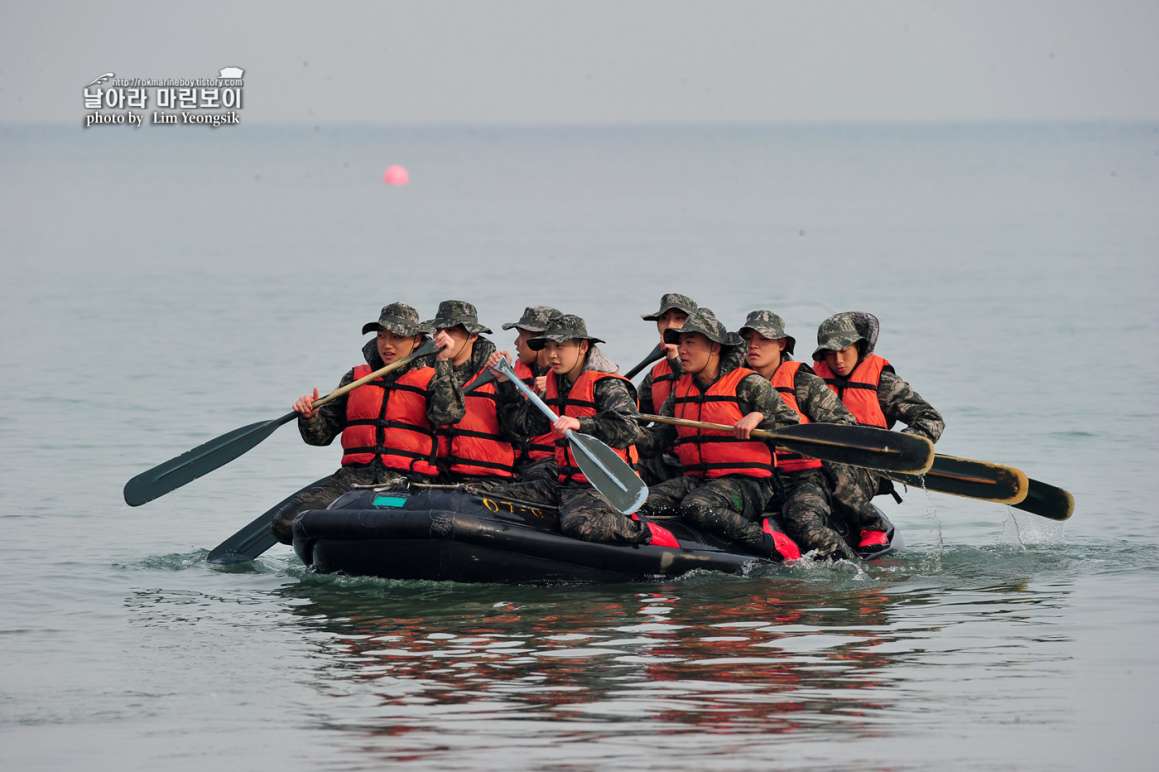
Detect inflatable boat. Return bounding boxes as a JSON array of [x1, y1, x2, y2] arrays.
[[292, 483, 897, 583]]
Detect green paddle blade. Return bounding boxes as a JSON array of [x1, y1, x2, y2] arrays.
[[773, 423, 934, 475], [892, 453, 1030, 504], [207, 506, 282, 564], [1014, 479, 1075, 521], [566, 431, 649, 514], [123, 412, 297, 506]]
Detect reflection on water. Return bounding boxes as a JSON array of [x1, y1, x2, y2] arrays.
[[241, 549, 1077, 767]]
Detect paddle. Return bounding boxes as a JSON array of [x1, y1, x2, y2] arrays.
[[494, 359, 648, 514], [123, 339, 438, 507], [636, 413, 935, 475], [206, 499, 284, 565], [890, 454, 1029, 505], [1014, 478, 1075, 521], [624, 344, 665, 380]]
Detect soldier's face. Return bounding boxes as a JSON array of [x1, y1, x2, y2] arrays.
[[655, 309, 689, 341], [377, 331, 419, 364], [546, 339, 589, 376], [439, 326, 476, 366], [678, 333, 718, 374], [742, 331, 785, 370], [513, 328, 537, 364], [826, 344, 860, 376]]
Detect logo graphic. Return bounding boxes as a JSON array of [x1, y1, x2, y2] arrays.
[[82, 67, 247, 130]]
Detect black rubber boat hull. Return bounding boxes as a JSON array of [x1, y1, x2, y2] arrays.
[[292, 485, 896, 583]]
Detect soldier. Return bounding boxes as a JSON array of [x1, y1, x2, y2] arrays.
[[270, 303, 439, 544], [811, 312, 945, 549], [739, 309, 859, 559], [637, 292, 699, 485], [424, 300, 519, 483], [499, 314, 650, 545], [636, 308, 802, 557], [499, 305, 562, 482]]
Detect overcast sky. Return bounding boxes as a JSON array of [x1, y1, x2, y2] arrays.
[[4, 0, 1157, 124]]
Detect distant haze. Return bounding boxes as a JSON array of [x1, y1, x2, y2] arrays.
[[3, 0, 1158, 124]]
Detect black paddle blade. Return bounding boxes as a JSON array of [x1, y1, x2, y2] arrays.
[[567, 431, 649, 514], [123, 412, 297, 506], [775, 423, 934, 474], [892, 453, 1030, 505], [1014, 479, 1075, 521], [624, 345, 665, 380], [207, 507, 281, 564]]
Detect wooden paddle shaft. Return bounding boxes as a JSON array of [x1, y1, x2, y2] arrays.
[[311, 341, 438, 410], [637, 413, 902, 455]]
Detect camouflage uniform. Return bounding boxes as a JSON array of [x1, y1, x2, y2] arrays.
[[271, 303, 435, 544], [501, 305, 562, 483], [494, 315, 649, 545], [812, 312, 945, 532], [740, 309, 860, 559], [636, 309, 800, 555], [636, 293, 698, 486], [422, 300, 523, 485]]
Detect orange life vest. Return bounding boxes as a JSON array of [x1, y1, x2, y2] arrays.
[[544, 370, 639, 485], [672, 367, 776, 479], [437, 367, 516, 478], [649, 357, 678, 412], [769, 360, 823, 473], [340, 363, 439, 477], [515, 360, 556, 463], [811, 353, 891, 428]]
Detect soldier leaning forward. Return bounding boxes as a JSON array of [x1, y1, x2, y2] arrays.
[[636, 308, 802, 558], [636, 292, 699, 485], [739, 309, 859, 559], [499, 305, 562, 483], [271, 303, 439, 544], [811, 311, 945, 549], [495, 314, 651, 545], [424, 300, 523, 485]]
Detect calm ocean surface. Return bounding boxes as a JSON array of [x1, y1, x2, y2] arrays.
[[2, 123, 1157, 770]]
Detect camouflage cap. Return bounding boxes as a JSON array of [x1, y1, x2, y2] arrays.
[[812, 312, 864, 360], [641, 292, 698, 321], [527, 313, 605, 350], [361, 302, 426, 336], [738, 309, 796, 355], [663, 307, 744, 348], [501, 305, 562, 332], [422, 299, 492, 335]]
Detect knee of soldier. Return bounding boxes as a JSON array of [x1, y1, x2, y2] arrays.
[[677, 499, 715, 526], [271, 513, 295, 545], [560, 516, 597, 542]]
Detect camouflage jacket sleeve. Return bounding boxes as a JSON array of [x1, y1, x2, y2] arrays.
[[493, 378, 527, 442], [879, 370, 945, 442], [426, 360, 468, 426], [634, 389, 678, 457], [576, 378, 643, 450], [297, 368, 354, 446], [737, 373, 800, 431], [637, 370, 657, 415], [794, 369, 857, 425]]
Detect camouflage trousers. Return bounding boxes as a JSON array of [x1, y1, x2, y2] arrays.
[[270, 464, 417, 544], [773, 469, 857, 560], [637, 453, 682, 487], [825, 462, 890, 532], [515, 458, 559, 484], [482, 477, 649, 545], [642, 475, 774, 555]]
